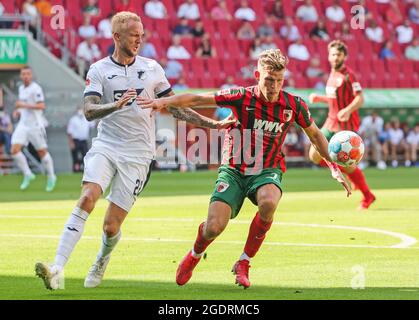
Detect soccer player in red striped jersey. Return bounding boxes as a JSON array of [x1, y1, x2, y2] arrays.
[[308, 40, 376, 210], [139, 49, 350, 289]]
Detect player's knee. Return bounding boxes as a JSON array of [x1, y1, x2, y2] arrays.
[[103, 223, 119, 237], [11, 145, 21, 155], [78, 191, 98, 212], [258, 197, 278, 217], [204, 220, 226, 239], [37, 149, 47, 158]]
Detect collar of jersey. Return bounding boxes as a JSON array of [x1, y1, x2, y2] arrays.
[[109, 55, 136, 67]]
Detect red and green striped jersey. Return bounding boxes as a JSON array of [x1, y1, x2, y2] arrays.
[[324, 65, 362, 132], [214, 86, 313, 174]]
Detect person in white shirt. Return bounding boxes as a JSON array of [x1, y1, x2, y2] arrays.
[[35, 11, 235, 291], [144, 0, 167, 19], [288, 38, 310, 61], [10, 66, 57, 191], [406, 124, 419, 166], [78, 13, 97, 39], [280, 17, 301, 42], [396, 20, 414, 44], [325, 0, 346, 23], [67, 106, 95, 172], [76, 37, 101, 77], [177, 0, 200, 20], [97, 14, 113, 39], [388, 120, 407, 167], [365, 20, 383, 43], [296, 0, 318, 22], [167, 35, 191, 59], [234, 0, 256, 21]]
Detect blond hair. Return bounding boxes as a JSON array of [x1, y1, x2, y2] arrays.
[[258, 49, 289, 72], [111, 11, 141, 34], [328, 40, 348, 56]]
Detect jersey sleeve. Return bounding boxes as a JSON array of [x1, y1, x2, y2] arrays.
[[347, 71, 362, 95], [295, 96, 314, 129], [214, 87, 245, 110], [84, 64, 103, 98], [34, 84, 45, 103], [154, 63, 172, 98]]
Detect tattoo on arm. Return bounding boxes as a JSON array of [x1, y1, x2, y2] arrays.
[[83, 95, 119, 121], [167, 106, 217, 129]]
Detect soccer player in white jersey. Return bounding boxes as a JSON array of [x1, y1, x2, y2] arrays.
[[11, 66, 57, 192], [35, 11, 234, 290]]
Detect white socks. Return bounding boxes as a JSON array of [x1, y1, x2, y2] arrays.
[[191, 248, 204, 258], [54, 207, 89, 268], [239, 252, 250, 262], [41, 152, 56, 179], [12, 152, 32, 176], [97, 231, 121, 261]]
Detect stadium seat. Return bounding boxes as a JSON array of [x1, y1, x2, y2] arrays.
[[160, 0, 177, 18], [221, 58, 238, 77], [215, 20, 233, 39]]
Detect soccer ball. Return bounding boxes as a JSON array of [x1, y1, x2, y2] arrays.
[[328, 131, 365, 167]]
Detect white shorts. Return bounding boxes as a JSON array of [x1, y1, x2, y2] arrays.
[[82, 147, 153, 212], [11, 124, 48, 150]]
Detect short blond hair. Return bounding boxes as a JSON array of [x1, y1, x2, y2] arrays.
[[258, 49, 289, 72], [111, 11, 141, 34]]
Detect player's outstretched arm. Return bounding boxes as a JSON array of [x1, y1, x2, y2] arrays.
[[138, 93, 217, 111], [337, 93, 364, 122], [15, 100, 45, 110], [303, 122, 351, 197], [308, 93, 329, 105], [84, 89, 137, 121]]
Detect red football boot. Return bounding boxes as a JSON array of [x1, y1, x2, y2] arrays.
[[176, 250, 201, 286], [232, 260, 251, 289], [358, 193, 376, 210]]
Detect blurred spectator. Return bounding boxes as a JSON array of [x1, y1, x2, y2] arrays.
[[288, 38, 310, 61], [234, 0, 256, 22], [22, 0, 41, 39], [159, 58, 183, 79], [220, 76, 238, 89], [98, 13, 113, 39], [67, 106, 94, 172], [172, 76, 189, 90], [0, 2, 12, 29], [283, 125, 304, 156], [380, 122, 391, 163], [177, 0, 200, 20], [211, 0, 232, 20], [250, 37, 264, 59], [296, 0, 318, 22], [139, 30, 157, 59], [257, 16, 275, 39], [196, 34, 216, 58], [280, 17, 301, 41], [144, 0, 167, 19], [385, 0, 403, 26], [366, 20, 384, 43], [387, 120, 408, 167], [409, 1, 419, 24], [314, 73, 328, 90], [358, 111, 386, 169], [310, 20, 330, 41], [173, 18, 193, 37], [76, 37, 101, 77], [82, 0, 100, 17], [335, 22, 354, 41], [237, 21, 256, 40], [167, 35, 191, 60], [379, 40, 395, 60], [325, 0, 346, 23], [107, 42, 115, 55], [405, 37, 419, 61], [191, 20, 205, 37], [78, 12, 97, 39], [0, 103, 12, 155], [240, 61, 255, 79], [115, 0, 136, 12], [284, 77, 296, 90], [34, 0, 52, 17], [271, 0, 285, 20], [406, 123, 419, 167], [306, 57, 324, 78], [261, 36, 277, 51], [396, 20, 414, 44]]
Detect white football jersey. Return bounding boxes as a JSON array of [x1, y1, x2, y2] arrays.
[[17, 82, 45, 128], [84, 56, 172, 159]]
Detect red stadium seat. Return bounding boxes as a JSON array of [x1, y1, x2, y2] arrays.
[[215, 20, 233, 39], [160, 0, 177, 18], [221, 58, 238, 77]]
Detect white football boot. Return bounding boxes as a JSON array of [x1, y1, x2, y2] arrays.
[[84, 255, 110, 288], [35, 262, 64, 290]]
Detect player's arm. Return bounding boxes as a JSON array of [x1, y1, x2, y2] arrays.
[[162, 91, 235, 129], [308, 93, 329, 105], [83, 89, 137, 121], [337, 92, 364, 122], [303, 122, 351, 197], [138, 92, 217, 111], [15, 100, 45, 110]]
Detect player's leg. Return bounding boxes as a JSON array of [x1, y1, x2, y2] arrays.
[[11, 125, 35, 189], [176, 166, 245, 286]]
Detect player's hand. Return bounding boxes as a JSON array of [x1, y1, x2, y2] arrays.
[[326, 161, 352, 197], [308, 93, 318, 104], [137, 97, 168, 117], [337, 108, 351, 122], [116, 88, 137, 109], [15, 100, 28, 109], [12, 110, 20, 119], [215, 114, 237, 129]]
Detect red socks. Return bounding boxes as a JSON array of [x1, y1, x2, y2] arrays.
[[346, 167, 371, 197], [244, 213, 272, 258], [193, 222, 214, 255]]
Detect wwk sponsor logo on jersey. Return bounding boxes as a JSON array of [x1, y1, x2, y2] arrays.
[[253, 119, 284, 133]]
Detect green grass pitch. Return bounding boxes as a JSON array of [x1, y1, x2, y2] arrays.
[[0, 168, 419, 300]]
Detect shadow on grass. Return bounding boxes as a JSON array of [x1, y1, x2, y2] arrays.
[[1, 276, 418, 300]]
